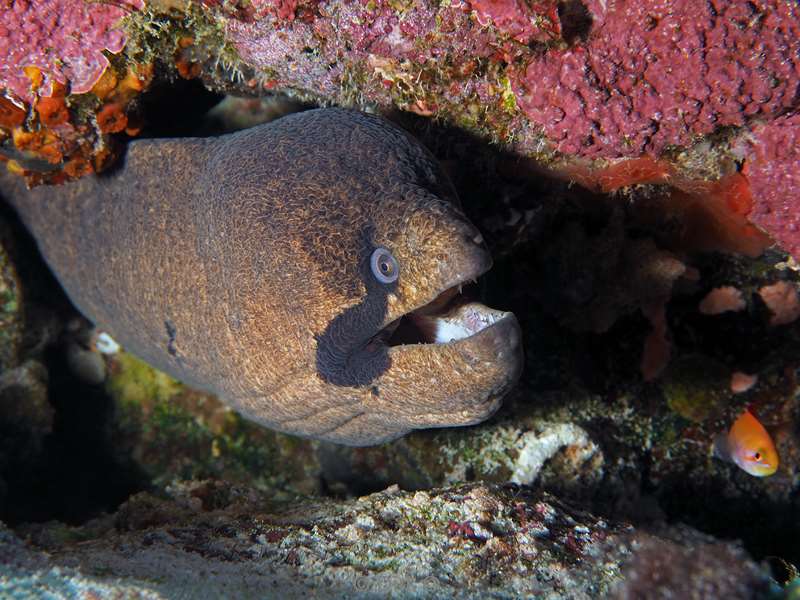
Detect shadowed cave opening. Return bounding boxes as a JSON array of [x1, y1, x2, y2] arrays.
[[0, 203, 150, 525], [0, 86, 798, 575], [557, 0, 594, 44]]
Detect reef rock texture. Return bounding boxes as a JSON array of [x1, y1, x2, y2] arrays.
[[0, 521, 162, 599], [212, 0, 800, 158], [3, 482, 772, 599], [1, 0, 799, 259], [512, 1, 800, 158], [741, 112, 800, 260]]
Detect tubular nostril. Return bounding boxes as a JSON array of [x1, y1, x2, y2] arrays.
[[459, 224, 485, 248]]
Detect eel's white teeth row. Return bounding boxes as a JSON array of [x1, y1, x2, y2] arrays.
[[433, 302, 505, 344]]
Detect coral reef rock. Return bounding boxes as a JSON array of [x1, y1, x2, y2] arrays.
[[2, 0, 799, 260], [2, 482, 772, 600]]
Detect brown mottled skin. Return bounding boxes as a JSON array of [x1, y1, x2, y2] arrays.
[[1, 108, 522, 445]]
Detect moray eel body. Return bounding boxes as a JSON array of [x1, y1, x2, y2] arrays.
[[1, 108, 522, 445]]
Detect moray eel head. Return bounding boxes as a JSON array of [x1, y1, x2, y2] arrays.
[[312, 196, 523, 444], [203, 109, 522, 444], [371, 211, 524, 431], [270, 112, 526, 444]]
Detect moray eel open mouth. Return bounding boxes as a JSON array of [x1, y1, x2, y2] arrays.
[[380, 280, 513, 348]]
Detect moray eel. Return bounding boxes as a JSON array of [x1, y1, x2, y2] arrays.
[[0, 108, 522, 445]]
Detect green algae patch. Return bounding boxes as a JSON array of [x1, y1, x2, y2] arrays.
[[318, 388, 608, 497], [106, 351, 183, 407], [106, 350, 320, 496], [500, 75, 517, 114], [662, 355, 731, 423], [123, 0, 241, 83], [429, 424, 518, 483]]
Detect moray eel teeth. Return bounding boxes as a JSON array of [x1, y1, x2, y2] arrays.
[[430, 303, 509, 345], [382, 282, 513, 348]]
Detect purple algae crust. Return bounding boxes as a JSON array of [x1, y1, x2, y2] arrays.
[[213, 0, 800, 169], [743, 112, 800, 260], [512, 0, 800, 158], [225, 0, 502, 94], [467, 0, 561, 44], [222, 0, 555, 141], [0, 0, 144, 103]]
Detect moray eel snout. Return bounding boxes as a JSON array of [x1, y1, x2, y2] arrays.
[[3, 107, 522, 445]]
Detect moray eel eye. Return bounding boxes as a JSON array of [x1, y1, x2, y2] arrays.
[[370, 247, 399, 284]]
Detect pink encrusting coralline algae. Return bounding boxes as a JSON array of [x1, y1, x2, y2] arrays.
[[225, 0, 562, 110], [511, 0, 800, 158], [742, 112, 800, 260], [468, 0, 561, 44], [0, 0, 144, 103]]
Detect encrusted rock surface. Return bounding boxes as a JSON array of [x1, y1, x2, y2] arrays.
[[2, 0, 799, 259], [512, 1, 800, 158], [0, 0, 144, 102], [3, 482, 772, 599], [0, 521, 161, 599], [741, 112, 800, 260]]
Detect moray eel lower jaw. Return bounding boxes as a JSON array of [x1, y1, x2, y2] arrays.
[[378, 295, 522, 431], [428, 302, 510, 344]]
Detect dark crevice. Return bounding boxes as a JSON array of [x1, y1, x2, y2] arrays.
[[0, 204, 149, 526], [558, 0, 594, 44]]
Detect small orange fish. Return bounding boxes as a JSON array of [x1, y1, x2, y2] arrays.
[[714, 409, 779, 477]]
